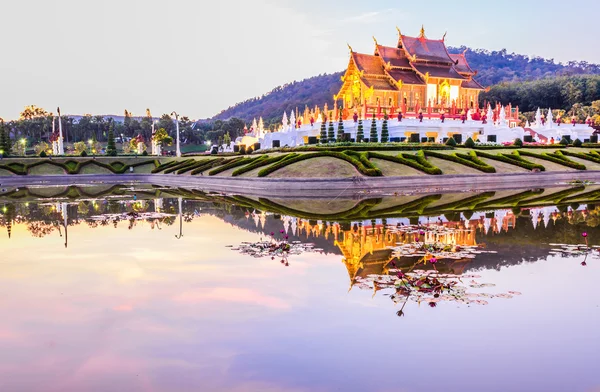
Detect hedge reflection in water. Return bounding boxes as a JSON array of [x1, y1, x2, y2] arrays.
[[2, 183, 599, 318]]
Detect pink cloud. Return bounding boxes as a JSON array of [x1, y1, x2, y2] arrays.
[[172, 288, 290, 310]]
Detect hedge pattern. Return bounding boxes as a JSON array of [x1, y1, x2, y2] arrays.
[[477, 151, 546, 171], [368, 151, 442, 175], [189, 159, 225, 175], [0, 159, 159, 175], [518, 150, 586, 170], [424, 151, 496, 173], [257, 151, 382, 177], [207, 157, 251, 176], [561, 150, 600, 165], [231, 154, 293, 176]]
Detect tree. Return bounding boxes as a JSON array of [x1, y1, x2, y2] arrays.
[[153, 128, 173, 148], [446, 137, 457, 147], [573, 138, 583, 147], [465, 137, 476, 148], [106, 121, 117, 156], [370, 114, 378, 143], [560, 136, 570, 146], [380, 115, 389, 143], [356, 119, 364, 142], [73, 141, 87, 155], [320, 117, 327, 143], [513, 138, 523, 147], [223, 132, 232, 146], [337, 112, 345, 141], [328, 121, 335, 143], [0, 122, 12, 156]]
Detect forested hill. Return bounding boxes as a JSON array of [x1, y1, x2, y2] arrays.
[[213, 47, 600, 125]]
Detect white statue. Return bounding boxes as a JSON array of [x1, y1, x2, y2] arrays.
[[289, 111, 296, 131], [547, 108, 554, 129], [258, 117, 265, 138], [499, 106, 507, 126], [535, 108, 542, 128], [467, 109, 472, 121], [487, 105, 494, 126], [251, 118, 258, 134], [282, 112, 289, 130]]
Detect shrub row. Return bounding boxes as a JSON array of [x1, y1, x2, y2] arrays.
[[231, 154, 293, 177], [256, 144, 453, 154], [162, 159, 196, 174], [561, 150, 600, 165], [424, 151, 496, 173], [471, 145, 567, 150], [1, 159, 159, 175], [368, 151, 442, 175], [208, 157, 261, 176], [190, 159, 225, 175], [476, 151, 545, 171], [518, 150, 586, 170], [151, 160, 181, 173], [257, 151, 383, 177], [177, 159, 219, 175]]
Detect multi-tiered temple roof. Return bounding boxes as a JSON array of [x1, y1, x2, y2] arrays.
[[338, 26, 484, 105]]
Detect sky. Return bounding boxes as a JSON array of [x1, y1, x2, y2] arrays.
[[1, 0, 599, 121]]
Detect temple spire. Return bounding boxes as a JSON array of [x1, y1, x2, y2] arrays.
[[419, 25, 426, 39]]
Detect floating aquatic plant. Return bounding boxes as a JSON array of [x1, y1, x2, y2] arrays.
[[232, 232, 321, 266]]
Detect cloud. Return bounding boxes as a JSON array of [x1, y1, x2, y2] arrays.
[[172, 287, 290, 310]]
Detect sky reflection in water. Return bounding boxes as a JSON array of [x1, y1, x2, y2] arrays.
[[1, 196, 599, 392]]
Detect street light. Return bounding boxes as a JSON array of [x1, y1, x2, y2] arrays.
[[171, 111, 181, 157]]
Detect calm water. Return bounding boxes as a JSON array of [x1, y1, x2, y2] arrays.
[[1, 185, 599, 392]]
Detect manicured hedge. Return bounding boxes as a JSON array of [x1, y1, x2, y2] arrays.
[[256, 144, 453, 154], [520, 186, 586, 205], [163, 159, 196, 174], [152, 160, 183, 174], [257, 151, 382, 177], [177, 159, 219, 175], [424, 150, 496, 173], [0, 159, 159, 175], [189, 159, 225, 175], [208, 157, 261, 176], [231, 154, 293, 176], [472, 145, 567, 150], [561, 150, 600, 164], [475, 189, 546, 208], [518, 150, 586, 170], [477, 151, 545, 171], [368, 150, 442, 175]]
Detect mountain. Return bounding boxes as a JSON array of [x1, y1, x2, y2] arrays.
[[213, 47, 600, 126]]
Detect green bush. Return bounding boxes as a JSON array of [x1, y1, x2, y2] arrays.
[[573, 139, 583, 147], [518, 150, 586, 170], [513, 138, 523, 147], [328, 121, 335, 143], [231, 154, 291, 176], [80, 150, 88, 157], [208, 157, 261, 176], [189, 159, 225, 175], [477, 151, 545, 171], [142, 151, 148, 156], [445, 137, 457, 147], [370, 115, 378, 143], [562, 150, 600, 164], [257, 151, 382, 177], [239, 145, 247, 155], [39, 151, 48, 158], [464, 137, 475, 148], [356, 119, 364, 142], [380, 115, 389, 143], [368, 150, 442, 175], [424, 150, 496, 173], [559, 137, 569, 146], [320, 120, 327, 144]]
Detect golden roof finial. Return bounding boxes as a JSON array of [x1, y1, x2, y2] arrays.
[[347, 43, 353, 53], [372, 36, 378, 46], [419, 25, 426, 38], [442, 31, 447, 41], [396, 26, 402, 36]]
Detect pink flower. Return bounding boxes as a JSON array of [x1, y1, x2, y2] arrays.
[[428, 302, 437, 308], [581, 261, 587, 266], [270, 232, 275, 236], [582, 232, 588, 238], [430, 257, 438, 264]]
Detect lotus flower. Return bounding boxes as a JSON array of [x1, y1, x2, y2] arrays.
[[428, 302, 437, 308], [582, 232, 588, 238]]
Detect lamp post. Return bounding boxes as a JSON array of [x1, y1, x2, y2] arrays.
[[171, 111, 181, 157]]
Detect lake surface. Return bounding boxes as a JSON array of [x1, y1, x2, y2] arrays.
[[1, 184, 599, 392]]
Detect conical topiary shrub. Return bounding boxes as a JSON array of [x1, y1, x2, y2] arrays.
[[380, 115, 389, 143], [370, 114, 378, 143], [356, 119, 364, 142], [320, 117, 327, 143], [328, 121, 335, 143], [337, 113, 345, 141]]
